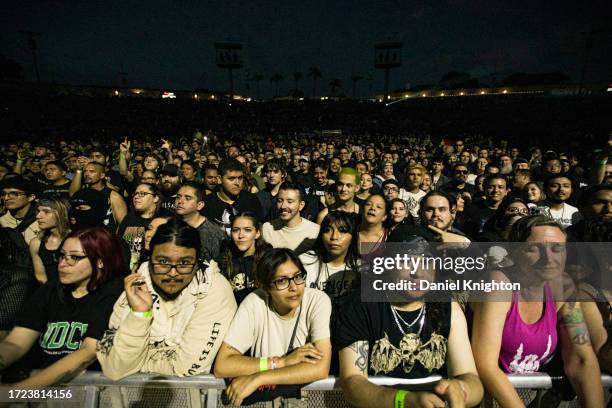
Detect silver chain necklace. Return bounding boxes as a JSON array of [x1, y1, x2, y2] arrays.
[[390, 303, 426, 336]]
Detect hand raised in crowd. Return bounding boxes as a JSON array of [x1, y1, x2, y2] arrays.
[[120, 138, 132, 159], [280, 342, 324, 368], [161, 138, 172, 150], [225, 373, 262, 406], [124, 273, 153, 313], [77, 155, 90, 169]]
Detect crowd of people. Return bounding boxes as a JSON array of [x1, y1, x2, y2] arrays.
[[0, 96, 611, 407]]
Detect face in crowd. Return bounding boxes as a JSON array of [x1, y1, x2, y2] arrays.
[[322, 220, 352, 262], [83, 163, 105, 186], [149, 240, 199, 298], [420, 195, 455, 231], [486, 177, 509, 204], [336, 173, 358, 203], [175, 185, 203, 217], [221, 170, 244, 198], [266, 166, 285, 187], [546, 176, 572, 204], [362, 195, 387, 226], [390, 201, 408, 224], [204, 168, 220, 190], [277, 188, 304, 224], [231, 216, 260, 255], [454, 165, 469, 184]]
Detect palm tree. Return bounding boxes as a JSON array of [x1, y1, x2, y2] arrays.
[[350, 75, 363, 98], [292, 72, 302, 93], [328, 78, 342, 96], [307, 66, 322, 97], [253, 73, 264, 99], [270, 73, 284, 97]]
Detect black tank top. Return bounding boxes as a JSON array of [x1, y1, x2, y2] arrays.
[[100, 187, 117, 232], [39, 238, 59, 282]]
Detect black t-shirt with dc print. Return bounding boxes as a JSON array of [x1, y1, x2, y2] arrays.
[[15, 279, 123, 368]]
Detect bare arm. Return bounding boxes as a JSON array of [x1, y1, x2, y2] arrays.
[[445, 302, 484, 407], [471, 299, 524, 407], [29, 237, 48, 284], [17, 338, 98, 387], [68, 170, 83, 197], [0, 327, 40, 371], [558, 302, 604, 408], [118, 139, 134, 182], [316, 207, 329, 224], [110, 191, 128, 226]]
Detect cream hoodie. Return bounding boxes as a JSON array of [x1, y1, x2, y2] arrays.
[[96, 260, 237, 379]]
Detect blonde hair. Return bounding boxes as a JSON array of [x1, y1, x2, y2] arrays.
[[37, 195, 71, 240]]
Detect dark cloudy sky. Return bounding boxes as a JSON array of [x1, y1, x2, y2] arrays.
[[2, 0, 610, 96]]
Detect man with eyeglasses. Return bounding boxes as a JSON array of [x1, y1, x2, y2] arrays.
[[0, 176, 40, 245], [97, 219, 236, 379]]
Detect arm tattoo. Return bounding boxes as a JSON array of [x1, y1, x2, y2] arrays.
[[559, 306, 592, 346], [57, 354, 97, 384], [349, 341, 369, 374]]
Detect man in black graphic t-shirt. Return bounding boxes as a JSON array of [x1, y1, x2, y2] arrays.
[[203, 158, 264, 232]]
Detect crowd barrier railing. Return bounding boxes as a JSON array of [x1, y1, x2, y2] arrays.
[[51, 372, 612, 408]]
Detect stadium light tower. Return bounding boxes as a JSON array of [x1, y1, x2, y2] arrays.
[[374, 41, 402, 101], [20, 31, 41, 83], [215, 42, 244, 101]]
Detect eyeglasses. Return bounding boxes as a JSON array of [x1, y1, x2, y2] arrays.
[[58, 253, 88, 266], [150, 262, 197, 275], [270, 271, 307, 290], [383, 187, 399, 192], [455, 170, 469, 175], [1, 191, 27, 198], [134, 191, 155, 198], [506, 207, 529, 215]]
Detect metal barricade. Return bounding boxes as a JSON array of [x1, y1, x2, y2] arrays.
[[57, 372, 612, 408]]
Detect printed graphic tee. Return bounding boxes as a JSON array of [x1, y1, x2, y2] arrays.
[[15, 279, 123, 368]]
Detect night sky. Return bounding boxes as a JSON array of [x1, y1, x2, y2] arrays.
[[2, 0, 610, 97]]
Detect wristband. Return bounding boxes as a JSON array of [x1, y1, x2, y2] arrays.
[[130, 309, 152, 318], [259, 357, 269, 372], [16, 159, 24, 164], [597, 159, 608, 165], [394, 390, 407, 408]]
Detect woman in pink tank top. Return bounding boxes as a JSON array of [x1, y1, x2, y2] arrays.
[[471, 216, 603, 407]]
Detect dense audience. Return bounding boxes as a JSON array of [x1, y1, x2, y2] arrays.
[[0, 93, 611, 407]]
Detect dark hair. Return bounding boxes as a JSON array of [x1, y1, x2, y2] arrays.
[[202, 163, 218, 173], [507, 215, 566, 242], [219, 212, 271, 281], [514, 168, 532, 179], [419, 190, 457, 212], [256, 247, 307, 289], [263, 158, 287, 174], [313, 160, 328, 172], [218, 157, 244, 177], [64, 227, 127, 292], [278, 181, 305, 202], [179, 181, 205, 202], [0, 175, 38, 197], [482, 197, 529, 234], [45, 160, 68, 172], [133, 183, 161, 214], [483, 174, 508, 189], [543, 173, 574, 191], [181, 160, 197, 171], [149, 218, 202, 265]]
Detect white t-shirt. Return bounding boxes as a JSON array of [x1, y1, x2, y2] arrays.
[[299, 252, 361, 299], [223, 288, 331, 358], [548, 203, 581, 228], [262, 218, 320, 254]]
